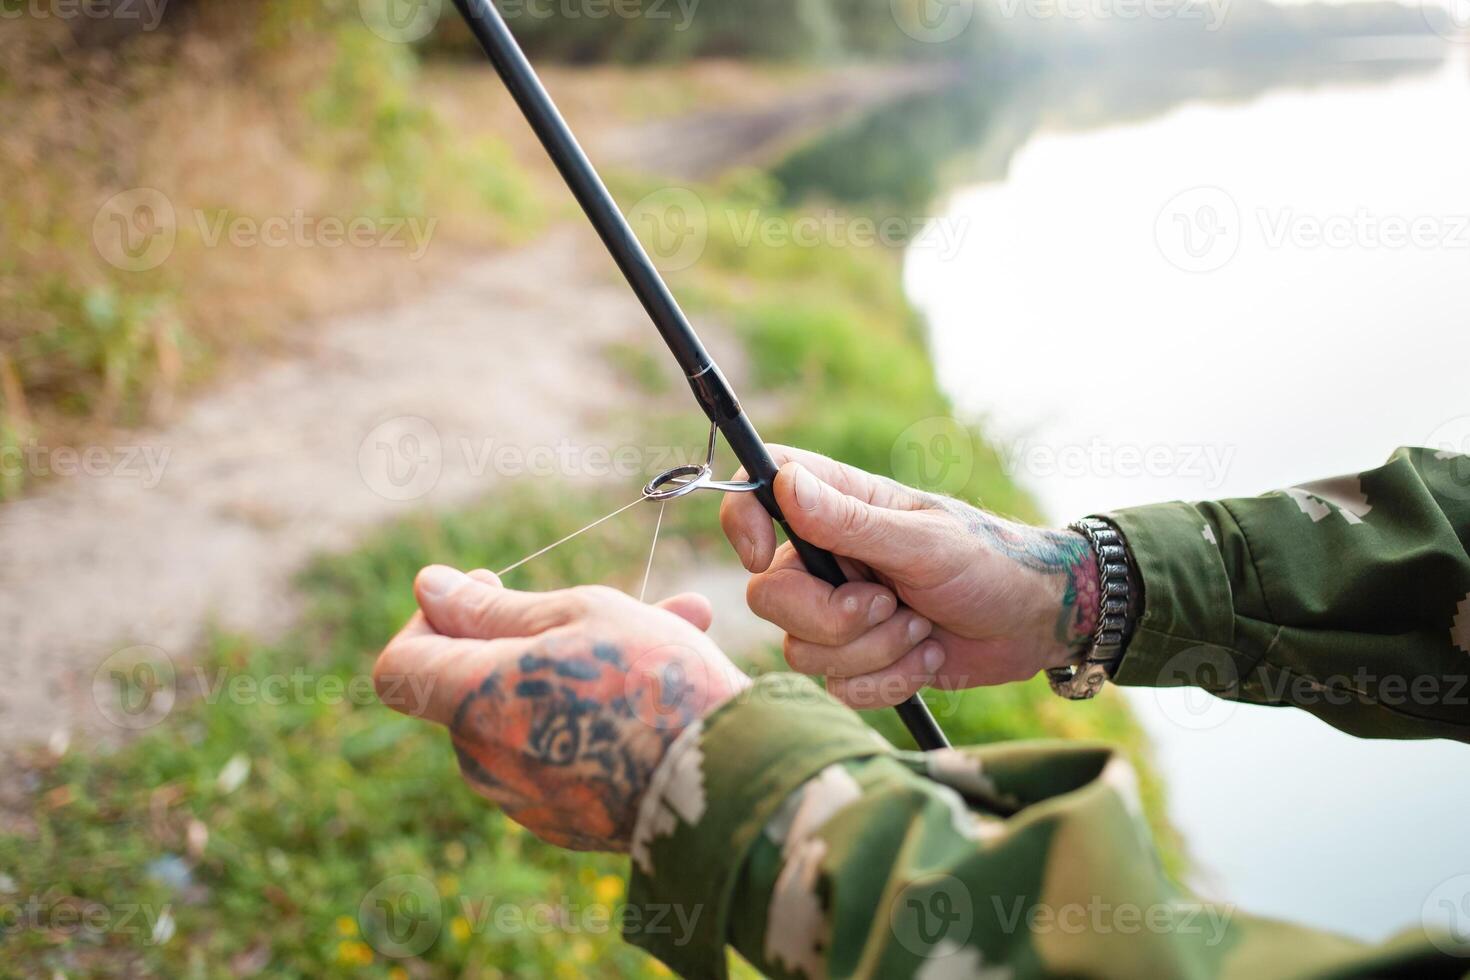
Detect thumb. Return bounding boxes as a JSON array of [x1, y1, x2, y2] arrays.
[[774, 462, 928, 569], [414, 564, 574, 640]]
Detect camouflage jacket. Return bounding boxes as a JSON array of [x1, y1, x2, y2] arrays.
[[624, 448, 1470, 978]]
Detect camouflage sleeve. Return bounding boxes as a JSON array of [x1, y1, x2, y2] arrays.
[[1104, 447, 1470, 741], [623, 673, 1459, 978]]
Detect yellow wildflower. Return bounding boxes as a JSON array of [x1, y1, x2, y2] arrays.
[[594, 875, 624, 905]]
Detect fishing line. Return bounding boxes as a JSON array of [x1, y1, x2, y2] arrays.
[[638, 500, 666, 603], [495, 493, 649, 578]]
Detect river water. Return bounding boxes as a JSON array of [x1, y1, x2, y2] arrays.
[[897, 49, 1470, 941]]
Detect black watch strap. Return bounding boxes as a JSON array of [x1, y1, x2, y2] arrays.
[[1046, 517, 1135, 700]]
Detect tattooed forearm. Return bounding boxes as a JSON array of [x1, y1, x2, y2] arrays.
[[450, 639, 696, 852], [957, 506, 1100, 656]]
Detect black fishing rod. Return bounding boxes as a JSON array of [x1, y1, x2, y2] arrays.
[[449, 0, 949, 751]]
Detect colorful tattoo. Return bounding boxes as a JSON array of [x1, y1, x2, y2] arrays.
[[450, 639, 694, 852], [953, 506, 1100, 656]]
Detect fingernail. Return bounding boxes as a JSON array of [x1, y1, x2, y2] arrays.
[[419, 565, 469, 598], [738, 533, 756, 569], [907, 616, 931, 644], [792, 464, 821, 511], [868, 594, 896, 626], [922, 642, 946, 675]]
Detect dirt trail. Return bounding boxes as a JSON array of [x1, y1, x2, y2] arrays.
[[0, 65, 944, 748]]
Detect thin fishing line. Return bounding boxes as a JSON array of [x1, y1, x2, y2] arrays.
[[638, 500, 666, 603], [495, 493, 648, 577]]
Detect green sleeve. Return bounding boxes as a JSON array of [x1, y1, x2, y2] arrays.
[[1105, 446, 1470, 742], [623, 674, 1460, 979]]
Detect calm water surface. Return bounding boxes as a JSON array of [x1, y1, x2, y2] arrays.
[[903, 51, 1470, 940]]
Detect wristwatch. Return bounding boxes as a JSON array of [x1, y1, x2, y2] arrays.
[[1046, 517, 1137, 700]]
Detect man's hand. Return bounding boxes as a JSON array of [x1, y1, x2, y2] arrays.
[[373, 567, 750, 852], [720, 446, 1099, 708]]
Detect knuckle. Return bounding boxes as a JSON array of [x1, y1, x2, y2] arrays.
[[827, 594, 869, 644], [837, 496, 873, 538]]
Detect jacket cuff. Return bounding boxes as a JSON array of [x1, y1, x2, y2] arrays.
[[1103, 501, 1241, 688], [623, 673, 889, 978]]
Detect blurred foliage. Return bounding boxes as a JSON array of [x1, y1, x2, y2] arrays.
[[773, 78, 1001, 214]]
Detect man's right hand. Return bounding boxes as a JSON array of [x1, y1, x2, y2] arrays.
[[719, 446, 1101, 709]]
